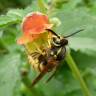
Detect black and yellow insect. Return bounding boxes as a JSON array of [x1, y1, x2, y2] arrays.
[[25, 29, 83, 86]]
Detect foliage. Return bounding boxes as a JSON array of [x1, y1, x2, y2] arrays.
[[0, 0, 96, 96]]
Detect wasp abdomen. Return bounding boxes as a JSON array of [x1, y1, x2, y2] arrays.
[[28, 53, 46, 72], [38, 55, 47, 66]]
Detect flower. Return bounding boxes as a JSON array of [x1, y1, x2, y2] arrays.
[[17, 12, 52, 45], [17, 34, 40, 45]]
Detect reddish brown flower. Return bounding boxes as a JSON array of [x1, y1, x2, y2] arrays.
[[17, 12, 52, 45]]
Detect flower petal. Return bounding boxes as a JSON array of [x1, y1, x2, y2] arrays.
[[22, 12, 52, 35], [17, 34, 40, 45]]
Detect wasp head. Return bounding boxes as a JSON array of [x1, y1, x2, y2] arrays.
[[52, 36, 68, 47]]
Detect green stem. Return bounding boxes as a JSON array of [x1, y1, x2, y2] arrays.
[[47, 0, 55, 16], [37, 0, 48, 13], [65, 50, 91, 96]]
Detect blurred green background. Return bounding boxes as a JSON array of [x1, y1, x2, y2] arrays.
[[0, 0, 96, 96], [0, 0, 32, 13]]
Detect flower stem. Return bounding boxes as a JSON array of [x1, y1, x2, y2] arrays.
[[37, 0, 48, 13], [65, 50, 91, 96]]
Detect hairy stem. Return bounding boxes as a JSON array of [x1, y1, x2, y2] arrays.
[[37, 0, 48, 13], [65, 50, 91, 96]]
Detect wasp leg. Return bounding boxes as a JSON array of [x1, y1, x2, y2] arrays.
[[46, 68, 57, 83], [46, 62, 60, 83], [32, 67, 48, 86], [38, 63, 42, 72], [32, 63, 52, 86]]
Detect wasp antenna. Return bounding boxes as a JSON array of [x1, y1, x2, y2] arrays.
[[64, 29, 84, 38], [46, 29, 60, 38]]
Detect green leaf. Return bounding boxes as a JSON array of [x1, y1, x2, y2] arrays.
[[0, 15, 20, 28], [69, 37, 96, 56], [0, 9, 24, 28], [53, 7, 96, 56], [7, 9, 24, 18], [0, 0, 96, 96], [0, 53, 20, 96]]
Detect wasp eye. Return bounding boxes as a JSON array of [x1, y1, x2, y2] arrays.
[[60, 38, 68, 45], [52, 37, 60, 44], [53, 37, 56, 42]]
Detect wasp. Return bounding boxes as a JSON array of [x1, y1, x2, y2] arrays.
[[26, 29, 84, 86]]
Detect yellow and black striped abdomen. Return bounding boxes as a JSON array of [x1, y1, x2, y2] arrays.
[[28, 52, 47, 72]]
